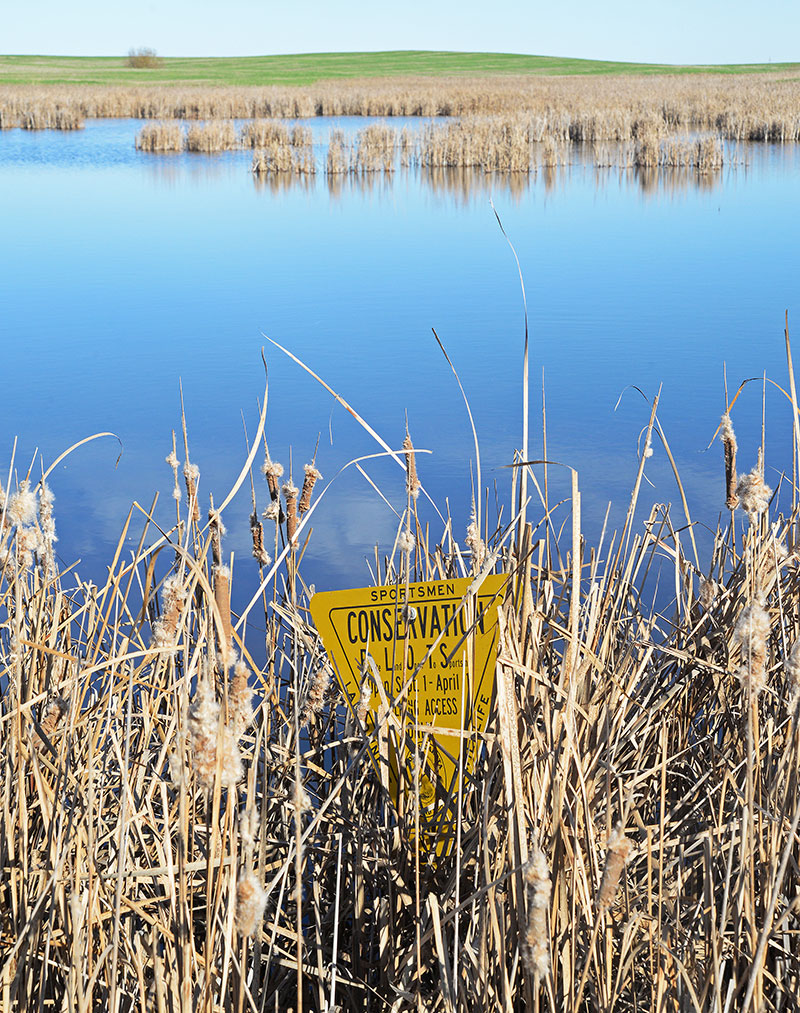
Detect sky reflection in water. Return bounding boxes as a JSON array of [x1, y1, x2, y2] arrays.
[[1, 119, 799, 632]]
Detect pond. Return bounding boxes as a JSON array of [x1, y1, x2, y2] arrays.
[[1, 117, 799, 619]]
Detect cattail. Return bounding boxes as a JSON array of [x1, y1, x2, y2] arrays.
[[214, 564, 233, 664], [736, 450, 772, 521], [218, 726, 244, 789], [152, 573, 186, 650], [785, 640, 800, 711], [300, 662, 332, 726], [208, 506, 226, 568], [188, 675, 220, 791], [596, 824, 635, 913], [7, 480, 37, 528], [37, 482, 56, 573], [699, 577, 717, 610], [733, 597, 770, 695], [166, 446, 181, 503], [403, 433, 421, 500], [298, 463, 322, 516], [184, 462, 200, 522], [398, 529, 415, 554], [522, 848, 551, 980], [356, 674, 372, 726], [294, 778, 312, 814], [236, 870, 267, 938], [465, 511, 486, 571], [720, 413, 738, 510], [262, 458, 284, 501], [230, 658, 254, 737], [263, 499, 280, 522], [283, 481, 299, 543], [39, 697, 68, 744], [249, 511, 270, 566]]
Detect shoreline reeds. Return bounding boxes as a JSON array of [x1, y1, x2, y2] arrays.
[[4, 336, 800, 1010]]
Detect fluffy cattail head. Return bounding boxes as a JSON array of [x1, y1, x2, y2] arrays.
[[300, 662, 332, 726], [736, 449, 771, 521], [465, 511, 486, 572], [38, 697, 69, 749], [152, 573, 186, 651], [596, 824, 635, 914], [188, 675, 220, 791], [785, 640, 800, 712], [6, 480, 37, 528], [699, 577, 717, 610], [398, 529, 415, 554], [733, 597, 770, 695], [230, 658, 254, 737], [522, 848, 551, 980], [235, 870, 267, 938]]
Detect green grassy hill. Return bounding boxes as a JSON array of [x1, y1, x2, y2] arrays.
[[1, 50, 797, 87]]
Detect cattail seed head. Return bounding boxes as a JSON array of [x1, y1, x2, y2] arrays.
[[522, 848, 551, 980], [263, 499, 280, 522], [213, 565, 233, 665], [235, 870, 267, 938], [300, 663, 332, 726], [298, 463, 322, 516], [283, 481, 299, 543], [736, 449, 771, 521], [721, 412, 739, 510], [699, 577, 717, 610], [403, 433, 421, 500], [597, 824, 634, 913], [39, 697, 68, 746], [785, 639, 800, 711], [356, 675, 371, 726], [250, 512, 271, 566], [733, 597, 770, 695], [230, 658, 254, 737], [152, 573, 186, 651], [7, 481, 37, 528], [183, 462, 200, 522], [188, 675, 220, 791], [465, 512, 486, 572], [262, 459, 284, 500], [398, 529, 415, 553]]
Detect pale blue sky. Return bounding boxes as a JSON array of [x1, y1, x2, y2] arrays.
[[4, 0, 798, 64]]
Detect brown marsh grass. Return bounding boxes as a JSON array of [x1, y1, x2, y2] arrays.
[[135, 121, 184, 152], [4, 72, 800, 141], [4, 318, 800, 1010], [185, 121, 238, 153]]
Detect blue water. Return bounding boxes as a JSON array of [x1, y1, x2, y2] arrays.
[[1, 119, 799, 621]]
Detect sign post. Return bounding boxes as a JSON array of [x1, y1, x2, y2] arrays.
[[309, 574, 507, 848]]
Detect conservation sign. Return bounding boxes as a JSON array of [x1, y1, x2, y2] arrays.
[[309, 574, 506, 828]]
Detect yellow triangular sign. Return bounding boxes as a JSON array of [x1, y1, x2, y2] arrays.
[[310, 574, 506, 837]]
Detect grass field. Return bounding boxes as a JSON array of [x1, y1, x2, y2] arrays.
[[1, 50, 799, 86]]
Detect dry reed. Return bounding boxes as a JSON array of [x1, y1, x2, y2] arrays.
[[3, 337, 800, 1012]]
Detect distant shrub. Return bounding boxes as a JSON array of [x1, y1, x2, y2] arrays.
[[127, 47, 161, 69]]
